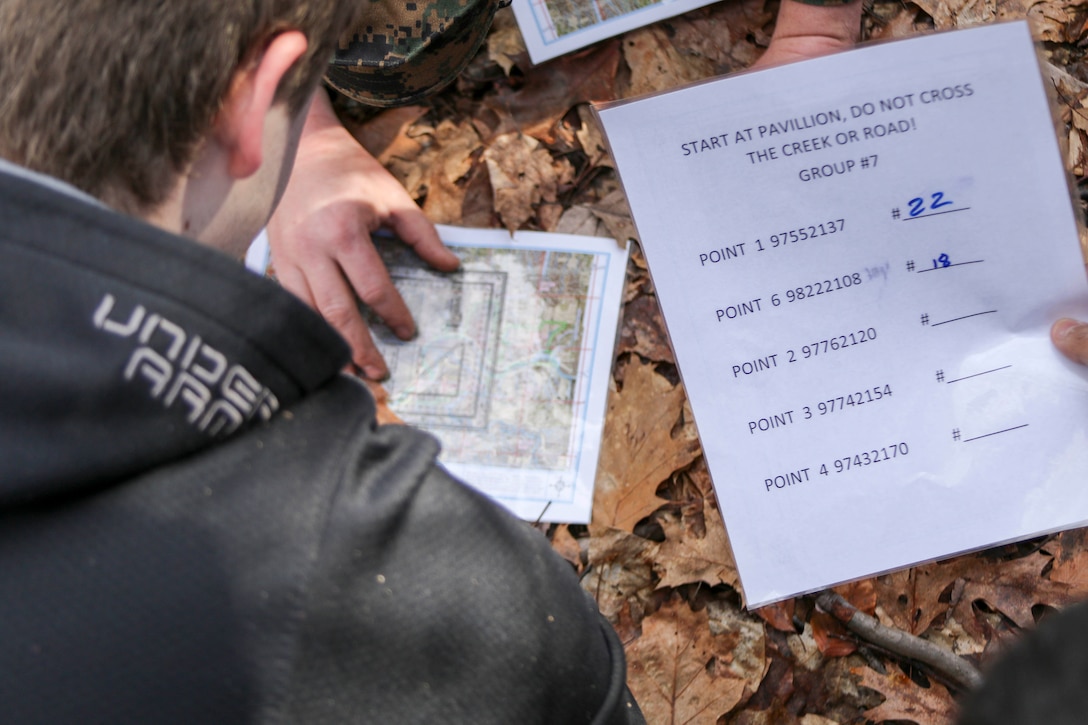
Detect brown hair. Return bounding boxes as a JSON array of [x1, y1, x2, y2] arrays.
[[0, 0, 358, 213]]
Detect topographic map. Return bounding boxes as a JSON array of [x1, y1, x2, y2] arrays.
[[512, 0, 718, 63], [370, 226, 628, 523]]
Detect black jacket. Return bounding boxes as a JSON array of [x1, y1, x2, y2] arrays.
[[0, 168, 642, 724]]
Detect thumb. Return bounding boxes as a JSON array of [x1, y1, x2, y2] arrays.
[[1051, 318, 1088, 366]]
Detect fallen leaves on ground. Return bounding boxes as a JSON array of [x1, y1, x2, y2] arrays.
[[626, 594, 761, 723], [351, 0, 1088, 719], [592, 358, 702, 533]]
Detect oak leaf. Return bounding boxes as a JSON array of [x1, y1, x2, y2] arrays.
[[621, 25, 716, 98], [996, 0, 1078, 41], [483, 132, 574, 232], [799, 716, 841, 725], [555, 206, 612, 238], [419, 120, 482, 225], [911, 0, 995, 30], [662, 0, 773, 73], [592, 360, 701, 533], [350, 105, 428, 166], [871, 550, 1077, 648], [855, 665, 958, 723], [811, 611, 856, 658], [753, 599, 796, 633], [549, 524, 584, 573], [617, 294, 674, 364], [575, 104, 612, 168], [626, 595, 750, 724], [654, 500, 739, 590], [485, 9, 527, 76], [583, 527, 659, 626], [1043, 528, 1088, 589], [485, 42, 621, 142], [582, 188, 638, 247], [705, 598, 769, 689]]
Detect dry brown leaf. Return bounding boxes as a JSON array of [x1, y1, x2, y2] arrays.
[[855, 665, 958, 723], [996, 0, 1078, 41], [799, 715, 842, 725], [654, 499, 739, 590], [912, 0, 995, 29], [705, 597, 770, 693], [944, 555, 1074, 637], [754, 599, 796, 632], [482, 132, 574, 232], [550, 524, 584, 572], [617, 294, 674, 363], [450, 161, 492, 228], [872, 568, 921, 633], [659, 8, 737, 69], [350, 105, 428, 165], [834, 579, 878, 615], [485, 41, 621, 142], [583, 188, 638, 245], [914, 0, 1073, 36], [621, 25, 717, 98], [555, 205, 612, 238], [664, 0, 773, 73], [626, 595, 750, 724], [536, 201, 564, 232], [485, 8, 528, 76], [786, 623, 827, 674], [1068, 127, 1087, 177], [871, 550, 1077, 646], [1073, 100, 1088, 135], [592, 360, 701, 533], [416, 119, 482, 224], [584, 527, 659, 625], [360, 379, 402, 426], [867, 2, 927, 42], [1044, 529, 1088, 590], [575, 104, 613, 168], [811, 611, 857, 658], [733, 708, 800, 725]]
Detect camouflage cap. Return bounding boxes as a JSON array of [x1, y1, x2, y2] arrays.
[[326, 0, 505, 107]]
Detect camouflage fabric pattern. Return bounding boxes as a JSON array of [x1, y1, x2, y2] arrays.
[[326, 0, 501, 107]]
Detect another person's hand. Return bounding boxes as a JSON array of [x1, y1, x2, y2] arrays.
[[268, 90, 460, 380], [1052, 318, 1088, 366], [752, 0, 863, 71]]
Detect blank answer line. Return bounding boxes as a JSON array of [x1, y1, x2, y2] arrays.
[[917, 260, 985, 273], [964, 424, 1029, 442], [947, 365, 1012, 384], [903, 207, 972, 220], [931, 310, 997, 326]]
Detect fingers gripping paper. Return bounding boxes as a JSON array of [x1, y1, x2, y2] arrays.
[[597, 21, 1088, 607]]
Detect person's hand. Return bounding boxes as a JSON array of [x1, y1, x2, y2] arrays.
[[268, 90, 460, 380], [751, 0, 863, 71], [1051, 318, 1088, 366]]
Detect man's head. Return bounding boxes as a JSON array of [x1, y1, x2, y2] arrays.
[[0, 0, 357, 221]]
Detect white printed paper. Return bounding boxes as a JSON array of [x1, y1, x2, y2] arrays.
[[511, 0, 718, 64], [597, 21, 1088, 607]]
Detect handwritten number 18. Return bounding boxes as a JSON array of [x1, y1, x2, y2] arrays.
[[908, 192, 953, 218]]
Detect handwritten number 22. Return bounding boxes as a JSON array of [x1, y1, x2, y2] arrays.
[[908, 192, 952, 218]]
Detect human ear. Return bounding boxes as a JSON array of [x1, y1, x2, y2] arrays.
[[214, 30, 308, 179]]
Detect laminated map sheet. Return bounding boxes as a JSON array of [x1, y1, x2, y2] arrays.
[[249, 226, 629, 523]]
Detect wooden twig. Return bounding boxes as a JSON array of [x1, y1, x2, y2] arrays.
[[815, 590, 983, 692]]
